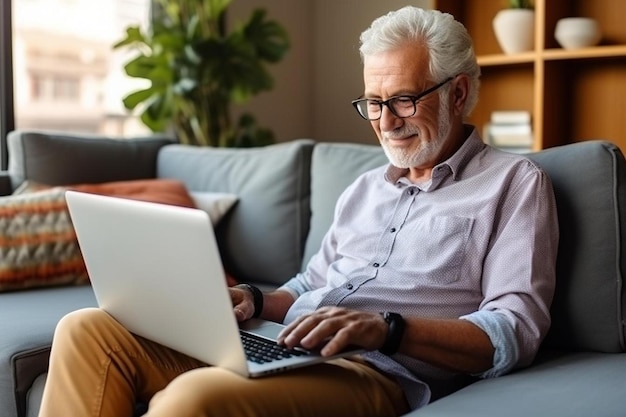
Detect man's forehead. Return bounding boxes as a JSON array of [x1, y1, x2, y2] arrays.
[[363, 46, 429, 76], [363, 47, 429, 95]]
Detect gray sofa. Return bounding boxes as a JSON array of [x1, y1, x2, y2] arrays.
[[0, 130, 625, 417]]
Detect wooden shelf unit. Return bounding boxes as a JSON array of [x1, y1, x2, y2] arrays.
[[433, 0, 626, 151]]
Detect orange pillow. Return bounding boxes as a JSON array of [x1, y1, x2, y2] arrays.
[[68, 179, 196, 208]]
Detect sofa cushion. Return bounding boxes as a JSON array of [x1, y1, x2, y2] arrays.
[[405, 351, 626, 417], [156, 140, 314, 287], [302, 142, 388, 269], [7, 130, 173, 190], [528, 141, 626, 353]]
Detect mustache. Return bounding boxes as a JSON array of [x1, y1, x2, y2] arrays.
[[382, 126, 421, 141]]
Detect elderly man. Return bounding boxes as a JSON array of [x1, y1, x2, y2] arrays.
[[39, 6, 558, 417]]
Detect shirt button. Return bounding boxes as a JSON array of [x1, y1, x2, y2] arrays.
[[372, 263, 380, 268], [390, 227, 396, 233], [346, 283, 353, 290], [407, 189, 415, 196]]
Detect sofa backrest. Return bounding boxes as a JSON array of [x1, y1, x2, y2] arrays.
[[528, 141, 626, 353], [7, 130, 173, 189], [157, 140, 314, 288], [301, 142, 389, 268]]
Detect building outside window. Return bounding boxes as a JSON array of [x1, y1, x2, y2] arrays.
[[11, 0, 151, 137]]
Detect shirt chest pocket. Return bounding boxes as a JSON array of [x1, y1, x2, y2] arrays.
[[394, 215, 474, 284]]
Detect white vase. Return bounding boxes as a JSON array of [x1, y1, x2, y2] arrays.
[[555, 17, 601, 50], [492, 9, 535, 54]]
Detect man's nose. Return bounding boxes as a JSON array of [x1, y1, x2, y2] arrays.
[[378, 105, 403, 132]]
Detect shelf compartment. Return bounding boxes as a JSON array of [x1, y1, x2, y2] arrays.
[[467, 65, 535, 141], [544, 0, 626, 49], [542, 59, 626, 150], [435, 0, 526, 57]]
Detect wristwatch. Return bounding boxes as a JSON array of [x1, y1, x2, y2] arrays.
[[239, 283, 264, 318], [379, 312, 405, 355]]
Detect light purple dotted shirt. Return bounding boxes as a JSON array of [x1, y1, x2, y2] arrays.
[[280, 128, 558, 409]]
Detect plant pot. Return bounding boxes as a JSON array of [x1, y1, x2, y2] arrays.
[[492, 9, 535, 54], [555, 17, 601, 50]]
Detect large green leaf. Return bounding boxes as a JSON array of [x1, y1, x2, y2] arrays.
[[142, 94, 173, 132], [242, 9, 289, 63], [113, 26, 146, 48], [122, 88, 155, 110], [123, 56, 157, 79]]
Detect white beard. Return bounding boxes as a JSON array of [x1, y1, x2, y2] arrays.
[[381, 96, 452, 169]]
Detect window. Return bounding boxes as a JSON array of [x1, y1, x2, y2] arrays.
[[31, 74, 81, 102], [0, 0, 152, 169]]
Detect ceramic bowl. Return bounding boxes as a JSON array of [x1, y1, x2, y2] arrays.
[[555, 17, 601, 49]]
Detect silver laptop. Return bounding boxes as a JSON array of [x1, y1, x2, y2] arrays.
[[65, 190, 361, 378]]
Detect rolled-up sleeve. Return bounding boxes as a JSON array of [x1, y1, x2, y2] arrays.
[[474, 164, 558, 369], [461, 310, 520, 377]]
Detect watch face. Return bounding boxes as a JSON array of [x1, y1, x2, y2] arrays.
[[379, 312, 405, 355], [383, 312, 401, 322]]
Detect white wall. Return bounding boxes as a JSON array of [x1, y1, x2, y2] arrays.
[[230, 1, 431, 144]]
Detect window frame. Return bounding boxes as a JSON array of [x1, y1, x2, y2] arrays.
[[0, 0, 15, 171]]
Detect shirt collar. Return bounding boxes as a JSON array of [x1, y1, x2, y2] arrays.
[[384, 125, 485, 185]]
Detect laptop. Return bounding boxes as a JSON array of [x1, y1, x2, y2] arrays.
[[64, 190, 362, 378]]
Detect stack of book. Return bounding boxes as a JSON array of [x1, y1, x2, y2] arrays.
[[484, 111, 533, 153]]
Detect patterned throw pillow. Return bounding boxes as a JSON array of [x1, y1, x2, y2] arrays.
[[0, 179, 196, 292], [0, 179, 240, 292], [0, 187, 87, 291]]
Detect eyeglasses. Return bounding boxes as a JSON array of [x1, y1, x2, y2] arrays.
[[351, 77, 454, 121]]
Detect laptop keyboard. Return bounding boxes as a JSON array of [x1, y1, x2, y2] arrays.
[[240, 331, 309, 364]]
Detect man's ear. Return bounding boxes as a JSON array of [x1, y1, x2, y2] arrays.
[[452, 74, 470, 114]]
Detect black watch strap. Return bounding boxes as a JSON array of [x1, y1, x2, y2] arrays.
[[379, 312, 405, 355], [240, 284, 264, 318]]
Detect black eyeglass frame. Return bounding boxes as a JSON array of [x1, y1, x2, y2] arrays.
[[351, 76, 454, 121]]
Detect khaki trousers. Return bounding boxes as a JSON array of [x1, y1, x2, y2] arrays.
[[39, 308, 409, 417]]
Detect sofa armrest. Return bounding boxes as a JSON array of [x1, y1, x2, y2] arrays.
[[0, 286, 97, 417]]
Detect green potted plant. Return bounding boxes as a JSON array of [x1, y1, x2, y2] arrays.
[[113, 0, 289, 147], [493, 0, 535, 54], [509, 0, 533, 8]]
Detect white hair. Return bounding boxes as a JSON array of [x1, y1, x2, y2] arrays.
[[359, 6, 481, 117]]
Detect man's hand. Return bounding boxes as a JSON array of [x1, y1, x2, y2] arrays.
[[230, 285, 255, 322], [276, 307, 388, 356]]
